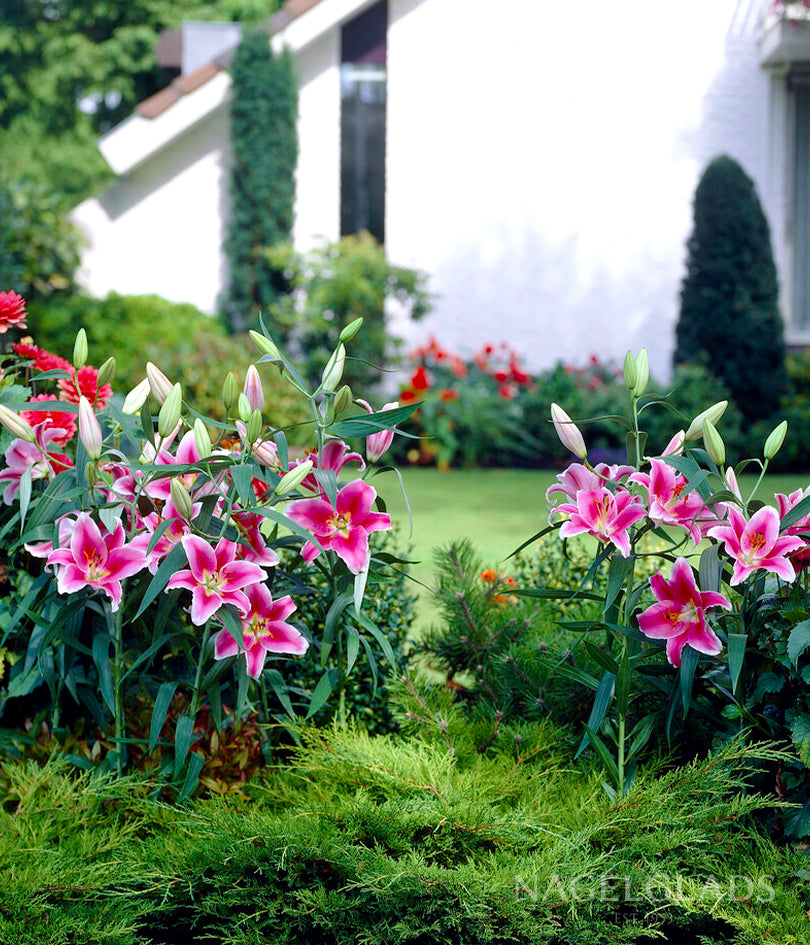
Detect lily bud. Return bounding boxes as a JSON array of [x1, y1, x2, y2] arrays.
[[84, 462, 99, 487], [358, 398, 398, 463], [320, 344, 346, 392], [146, 362, 173, 405], [334, 384, 353, 415], [158, 383, 182, 438], [662, 430, 685, 457], [78, 396, 103, 459], [73, 328, 88, 371], [170, 478, 194, 520], [97, 356, 116, 388], [246, 408, 263, 445], [550, 403, 587, 459], [684, 401, 728, 442], [633, 348, 649, 398], [763, 420, 788, 461], [222, 372, 238, 412], [702, 419, 725, 466], [339, 317, 364, 343], [274, 460, 314, 496], [237, 392, 251, 423], [248, 330, 281, 361], [122, 377, 151, 415], [623, 350, 637, 391], [0, 405, 36, 442], [243, 364, 265, 412], [193, 418, 212, 459]]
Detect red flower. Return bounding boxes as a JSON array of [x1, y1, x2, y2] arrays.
[[498, 383, 517, 400], [12, 338, 40, 360], [510, 362, 532, 385], [493, 370, 509, 384], [21, 395, 77, 446], [58, 365, 113, 408], [0, 291, 27, 334], [439, 388, 458, 401], [400, 389, 419, 404], [410, 366, 431, 391]]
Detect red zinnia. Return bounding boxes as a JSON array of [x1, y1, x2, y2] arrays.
[[21, 395, 77, 446], [0, 291, 27, 334], [58, 365, 112, 409]]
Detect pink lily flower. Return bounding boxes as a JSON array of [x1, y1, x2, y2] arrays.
[[629, 458, 721, 545], [707, 504, 805, 586], [132, 494, 202, 574], [231, 508, 280, 568], [0, 422, 70, 504], [285, 478, 391, 573], [44, 512, 147, 612], [553, 486, 646, 557], [637, 557, 731, 667], [213, 583, 307, 677], [546, 462, 634, 514], [775, 487, 810, 571], [166, 534, 267, 625], [291, 439, 365, 494], [357, 399, 399, 463]]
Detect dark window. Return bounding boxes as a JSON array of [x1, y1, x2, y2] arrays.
[[340, 1, 387, 244], [792, 77, 810, 331]]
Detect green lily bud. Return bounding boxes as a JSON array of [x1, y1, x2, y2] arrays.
[[685, 400, 728, 441], [320, 344, 346, 392], [158, 382, 182, 438], [763, 419, 788, 461], [237, 392, 251, 423], [84, 461, 99, 487], [339, 317, 364, 343], [73, 328, 88, 371], [246, 408, 263, 445], [193, 418, 212, 459], [0, 404, 36, 442], [334, 384, 353, 415], [632, 348, 649, 397], [122, 377, 150, 415], [97, 356, 116, 388], [222, 372, 238, 412], [170, 478, 194, 520], [623, 350, 637, 391], [703, 419, 725, 466], [248, 330, 281, 361], [274, 459, 314, 496]]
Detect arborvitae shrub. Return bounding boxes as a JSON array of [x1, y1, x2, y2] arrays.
[[223, 30, 297, 333], [675, 154, 786, 423]]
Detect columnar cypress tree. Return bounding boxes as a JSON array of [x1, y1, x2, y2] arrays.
[[674, 154, 786, 423], [223, 30, 297, 333]]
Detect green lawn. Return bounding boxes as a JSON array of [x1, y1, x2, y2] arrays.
[[372, 467, 810, 626]]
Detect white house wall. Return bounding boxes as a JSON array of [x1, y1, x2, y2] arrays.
[[72, 104, 231, 313], [382, 0, 770, 379]]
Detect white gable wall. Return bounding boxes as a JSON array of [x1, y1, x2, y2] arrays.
[[73, 103, 232, 313], [381, 0, 770, 380]]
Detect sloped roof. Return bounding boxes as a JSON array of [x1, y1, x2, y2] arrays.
[[100, 0, 378, 176]]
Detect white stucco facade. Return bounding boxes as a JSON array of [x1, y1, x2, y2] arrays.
[[72, 0, 792, 381]]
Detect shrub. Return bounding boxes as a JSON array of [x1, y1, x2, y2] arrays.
[[266, 232, 432, 394], [675, 154, 786, 423], [223, 30, 297, 333]]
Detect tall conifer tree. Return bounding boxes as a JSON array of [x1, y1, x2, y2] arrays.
[[674, 155, 786, 423], [224, 30, 297, 332]]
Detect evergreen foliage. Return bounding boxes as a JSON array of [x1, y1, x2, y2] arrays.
[[674, 154, 786, 423], [0, 726, 806, 944], [224, 29, 298, 333]]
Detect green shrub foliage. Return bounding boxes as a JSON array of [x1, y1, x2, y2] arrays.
[[224, 29, 298, 332], [675, 154, 786, 423]]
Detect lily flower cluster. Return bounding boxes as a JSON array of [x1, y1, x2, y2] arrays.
[[0, 309, 399, 685], [547, 396, 807, 669]]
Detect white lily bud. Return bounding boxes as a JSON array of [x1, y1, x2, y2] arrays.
[[158, 383, 182, 438], [764, 420, 788, 461], [248, 330, 281, 361], [170, 478, 194, 520], [0, 404, 36, 442], [320, 344, 346, 392], [702, 419, 725, 466], [274, 460, 314, 496], [684, 401, 728, 442], [78, 396, 103, 460], [550, 403, 587, 459], [146, 362, 173, 405], [193, 418, 212, 459], [243, 364, 265, 412], [122, 377, 151, 415]]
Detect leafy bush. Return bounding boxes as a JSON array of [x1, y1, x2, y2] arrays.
[[266, 232, 432, 394], [675, 154, 786, 423]]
